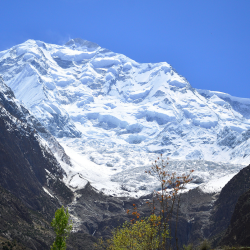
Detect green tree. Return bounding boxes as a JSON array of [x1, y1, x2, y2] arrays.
[[51, 206, 72, 250], [98, 214, 169, 250], [98, 155, 194, 250], [146, 155, 194, 250]]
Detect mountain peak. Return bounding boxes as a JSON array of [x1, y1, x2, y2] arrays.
[[1, 39, 250, 197], [65, 38, 99, 50]]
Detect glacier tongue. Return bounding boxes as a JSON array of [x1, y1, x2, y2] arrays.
[[0, 38, 250, 196]]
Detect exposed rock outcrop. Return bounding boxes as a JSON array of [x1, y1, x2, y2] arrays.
[[220, 188, 250, 246], [209, 164, 250, 245], [0, 77, 75, 248]]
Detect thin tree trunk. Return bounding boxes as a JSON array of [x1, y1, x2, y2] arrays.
[[175, 194, 181, 250]]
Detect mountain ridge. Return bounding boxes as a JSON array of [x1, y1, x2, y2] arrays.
[[0, 38, 249, 196], [0, 42, 250, 248]]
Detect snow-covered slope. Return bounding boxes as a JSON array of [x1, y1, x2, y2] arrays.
[[0, 38, 249, 196], [0, 75, 71, 167]]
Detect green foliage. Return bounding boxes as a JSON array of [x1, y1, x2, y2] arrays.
[[51, 206, 72, 250], [97, 155, 194, 250], [99, 214, 169, 250], [183, 243, 194, 250], [1, 240, 16, 250], [199, 239, 211, 250]]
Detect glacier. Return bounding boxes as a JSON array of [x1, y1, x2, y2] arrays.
[[0, 38, 249, 196]]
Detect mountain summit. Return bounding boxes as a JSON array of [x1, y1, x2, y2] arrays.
[[0, 39, 249, 196], [65, 38, 100, 50]]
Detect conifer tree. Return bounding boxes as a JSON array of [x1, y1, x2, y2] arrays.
[[51, 206, 72, 250]]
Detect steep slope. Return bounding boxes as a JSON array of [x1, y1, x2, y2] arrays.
[[0, 39, 250, 195], [1, 71, 250, 248], [148, 164, 250, 248], [0, 75, 71, 166], [220, 187, 250, 246], [0, 77, 76, 248], [0, 76, 75, 205], [208, 164, 250, 245], [0, 76, 138, 249], [0, 185, 56, 249]]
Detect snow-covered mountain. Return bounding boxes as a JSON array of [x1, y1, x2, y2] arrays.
[[0, 38, 249, 196]]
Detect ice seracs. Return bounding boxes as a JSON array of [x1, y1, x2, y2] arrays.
[[0, 38, 250, 196]]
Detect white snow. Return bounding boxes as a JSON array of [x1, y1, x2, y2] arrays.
[[91, 57, 121, 68], [199, 173, 237, 193], [52, 49, 96, 61], [1, 38, 250, 197], [43, 187, 55, 198]]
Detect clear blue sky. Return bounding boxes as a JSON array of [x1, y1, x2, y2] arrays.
[[1, 0, 250, 98]]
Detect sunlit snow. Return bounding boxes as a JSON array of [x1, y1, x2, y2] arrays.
[[1, 38, 250, 196]]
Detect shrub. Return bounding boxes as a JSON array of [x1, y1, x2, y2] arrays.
[[199, 239, 211, 250], [98, 214, 169, 250], [97, 155, 194, 250], [183, 243, 194, 250]]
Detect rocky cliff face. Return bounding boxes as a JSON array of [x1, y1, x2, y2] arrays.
[[220, 187, 250, 246], [0, 76, 138, 249], [153, 164, 250, 248], [208, 164, 250, 245], [0, 76, 73, 208], [0, 185, 56, 249], [0, 76, 71, 166], [0, 78, 75, 249]]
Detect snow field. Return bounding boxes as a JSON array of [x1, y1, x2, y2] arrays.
[[1, 38, 250, 196]]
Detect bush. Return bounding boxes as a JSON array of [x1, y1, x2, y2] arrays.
[[183, 243, 194, 250], [97, 155, 194, 250], [99, 214, 169, 250], [199, 239, 211, 250]]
